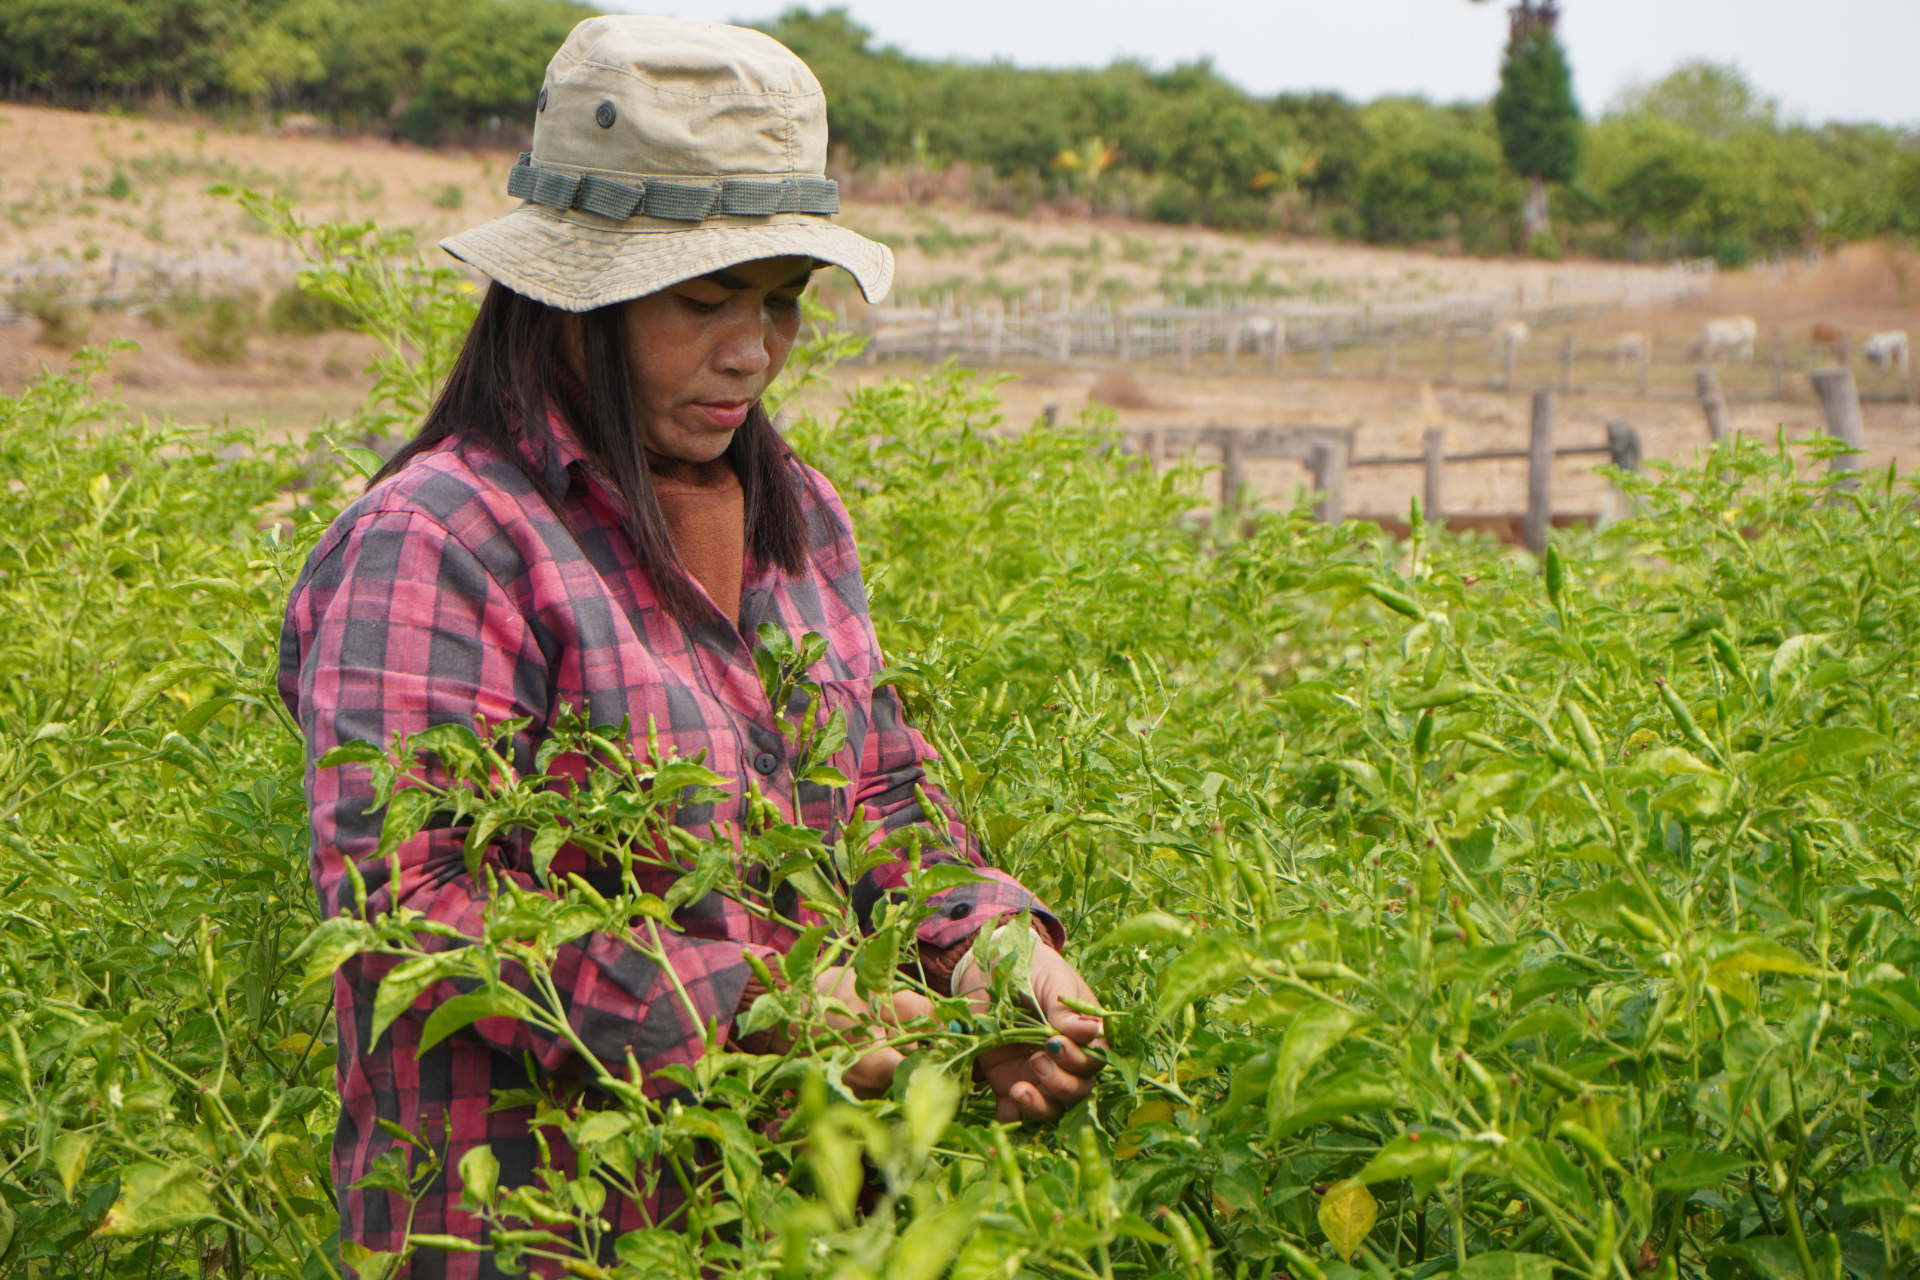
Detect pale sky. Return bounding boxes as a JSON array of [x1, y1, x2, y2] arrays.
[[604, 0, 1920, 128]]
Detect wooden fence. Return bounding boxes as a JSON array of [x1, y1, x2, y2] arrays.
[[1121, 369, 1872, 551], [0, 251, 302, 321], [858, 260, 1714, 363]]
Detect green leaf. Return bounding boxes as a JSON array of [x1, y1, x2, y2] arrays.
[[175, 696, 236, 736], [49, 1132, 91, 1199], [96, 1162, 217, 1236], [317, 740, 385, 768], [1268, 1002, 1372, 1120], [371, 952, 469, 1046], [417, 989, 519, 1055], [334, 445, 387, 480], [1769, 633, 1828, 689], [1757, 727, 1897, 783], [530, 824, 569, 883], [1356, 1132, 1463, 1186], [1838, 1164, 1908, 1209], [617, 1228, 696, 1276], [1509, 962, 1588, 1010], [289, 915, 379, 989], [1553, 881, 1652, 935], [1092, 911, 1194, 952], [1157, 935, 1255, 1020], [1268, 1083, 1398, 1140], [1454, 1254, 1557, 1280], [351, 1150, 414, 1195], [1712, 1236, 1807, 1280], [115, 659, 218, 723], [1650, 1149, 1750, 1192], [889, 1195, 983, 1280], [375, 788, 438, 862], [901, 1067, 961, 1167]]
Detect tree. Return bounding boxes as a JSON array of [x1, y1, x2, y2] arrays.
[[1491, 1, 1582, 250], [1612, 59, 1775, 141]]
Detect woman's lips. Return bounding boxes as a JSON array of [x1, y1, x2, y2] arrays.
[[692, 400, 750, 429]]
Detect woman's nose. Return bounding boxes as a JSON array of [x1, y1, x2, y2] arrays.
[[711, 302, 774, 377]]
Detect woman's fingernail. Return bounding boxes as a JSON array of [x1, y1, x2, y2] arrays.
[[1046, 1039, 1063, 1055]]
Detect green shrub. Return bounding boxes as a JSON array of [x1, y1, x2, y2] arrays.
[[172, 290, 257, 364], [266, 283, 357, 335], [15, 287, 92, 347]]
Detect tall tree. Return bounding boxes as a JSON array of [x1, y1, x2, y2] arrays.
[[1492, 1, 1582, 249]]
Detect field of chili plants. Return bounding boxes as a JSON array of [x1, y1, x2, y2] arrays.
[[4, 208, 1920, 1280]]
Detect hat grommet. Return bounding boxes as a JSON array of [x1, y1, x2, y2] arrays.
[[594, 100, 617, 129]]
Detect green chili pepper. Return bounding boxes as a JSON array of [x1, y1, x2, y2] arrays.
[[1708, 630, 1746, 685], [1565, 701, 1604, 768], [1655, 677, 1709, 749], [1365, 582, 1423, 618], [1545, 543, 1565, 606], [1401, 681, 1479, 710]]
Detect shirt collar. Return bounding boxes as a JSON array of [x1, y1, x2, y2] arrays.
[[514, 405, 591, 496]]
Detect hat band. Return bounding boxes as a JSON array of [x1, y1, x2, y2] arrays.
[[506, 154, 841, 222]]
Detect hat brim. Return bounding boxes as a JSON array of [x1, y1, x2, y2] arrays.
[[440, 203, 893, 311]]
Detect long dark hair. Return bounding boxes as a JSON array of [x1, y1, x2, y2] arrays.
[[373, 281, 808, 621]]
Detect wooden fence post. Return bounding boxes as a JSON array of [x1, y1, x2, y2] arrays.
[[1771, 327, 1786, 399], [1311, 438, 1347, 524], [1319, 319, 1333, 377], [1502, 334, 1517, 389], [1696, 366, 1731, 442], [1384, 323, 1398, 379], [1811, 368, 1865, 486], [987, 312, 1002, 365], [1267, 316, 1284, 374], [1561, 333, 1575, 390], [1056, 316, 1071, 363], [1423, 426, 1445, 522], [1179, 318, 1193, 374], [1443, 326, 1456, 385], [1524, 388, 1555, 555], [1602, 418, 1641, 526], [1118, 313, 1130, 365], [1222, 432, 1246, 509]]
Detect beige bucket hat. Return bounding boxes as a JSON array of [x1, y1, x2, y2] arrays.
[[440, 15, 893, 311]]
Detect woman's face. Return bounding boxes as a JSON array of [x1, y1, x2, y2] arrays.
[[622, 255, 812, 462]]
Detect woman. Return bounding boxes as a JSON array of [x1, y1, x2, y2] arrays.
[[277, 14, 1105, 1271]]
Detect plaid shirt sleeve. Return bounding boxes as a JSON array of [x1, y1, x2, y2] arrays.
[[287, 506, 775, 1089]]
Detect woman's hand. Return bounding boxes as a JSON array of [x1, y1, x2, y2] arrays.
[[811, 966, 935, 1098], [957, 936, 1106, 1123]]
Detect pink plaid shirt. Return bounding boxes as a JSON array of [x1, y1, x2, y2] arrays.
[[278, 415, 1057, 1272]]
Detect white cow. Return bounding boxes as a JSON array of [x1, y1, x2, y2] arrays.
[[1864, 330, 1910, 375], [1491, 319, 1530, 357], [1694, 315, 1758, 362], [1612, 331, 1649, 369]]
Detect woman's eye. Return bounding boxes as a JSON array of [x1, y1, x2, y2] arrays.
[[769, 295, 803, 314], [678, 295, 725, 314]]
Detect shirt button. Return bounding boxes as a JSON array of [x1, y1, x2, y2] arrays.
[[948, 902, 972, 921], [752, 751, 778, 776]]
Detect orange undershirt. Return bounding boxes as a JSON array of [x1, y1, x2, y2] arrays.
[[645, 450, 745, 624]]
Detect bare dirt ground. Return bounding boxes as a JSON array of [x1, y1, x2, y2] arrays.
[[4, 104, 1916, 526]]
